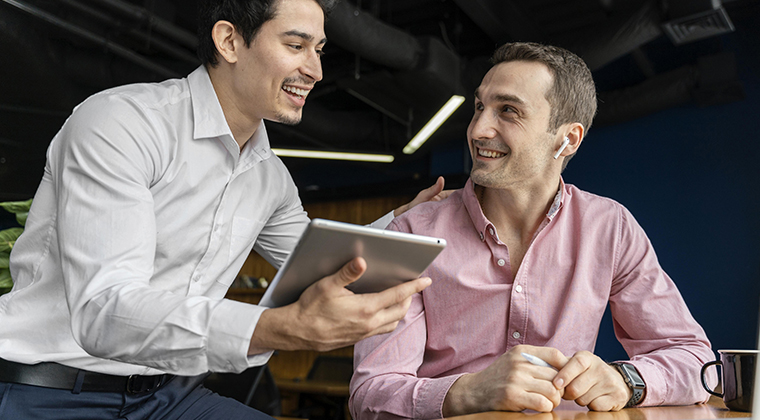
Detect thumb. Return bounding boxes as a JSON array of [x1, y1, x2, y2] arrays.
[[420, 176, 445, 201], [331, 257, 367, 288]]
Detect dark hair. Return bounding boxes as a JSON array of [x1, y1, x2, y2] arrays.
[[490, 42, 597, 136], [197, 0, 335, 67]]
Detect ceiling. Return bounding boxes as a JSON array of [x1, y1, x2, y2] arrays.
[[0, 0, 756, 201]]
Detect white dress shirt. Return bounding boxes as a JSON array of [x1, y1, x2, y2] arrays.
[[0, 66, 319, 376]]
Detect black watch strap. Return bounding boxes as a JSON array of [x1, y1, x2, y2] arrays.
[[610, 362, 646, 407]]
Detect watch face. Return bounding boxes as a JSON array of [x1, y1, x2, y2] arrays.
[[621, 364, 646, 388]]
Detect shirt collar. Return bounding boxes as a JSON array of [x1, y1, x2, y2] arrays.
[[462, 177, 567, 240], [187, 65, 272, 161], [546, 177, 566, 220], [188, 65, 233, 141], [462, 178, 493, 242]]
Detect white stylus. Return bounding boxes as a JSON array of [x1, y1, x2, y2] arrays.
[[521, 352, 558, 371], [553, 137, 570, 159]]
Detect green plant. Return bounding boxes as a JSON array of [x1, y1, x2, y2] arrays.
[[0, 199, 32, 295]]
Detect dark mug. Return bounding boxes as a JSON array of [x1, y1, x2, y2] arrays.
[[701, 349, 757, 412]]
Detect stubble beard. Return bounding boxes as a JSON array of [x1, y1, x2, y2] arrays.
[[274, 110, 302, 126]]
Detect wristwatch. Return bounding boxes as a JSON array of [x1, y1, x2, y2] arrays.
[[610, 362, 646, 407]]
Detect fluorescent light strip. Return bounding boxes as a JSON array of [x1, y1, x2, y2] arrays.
[[403, 95, 465, 155], [272, 148, 395, 163]]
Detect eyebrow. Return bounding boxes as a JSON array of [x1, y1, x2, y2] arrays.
[[282, 30, 327, 45], [473, 89, 526, 106]]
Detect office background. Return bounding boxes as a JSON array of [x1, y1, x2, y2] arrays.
[[0, 0, 758, 360]]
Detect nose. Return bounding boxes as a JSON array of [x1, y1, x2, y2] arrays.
[[302, 50, 323, 83], [468, 110, 496, 140]]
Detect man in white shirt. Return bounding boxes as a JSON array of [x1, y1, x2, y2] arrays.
[[0, 0, 441, 418]]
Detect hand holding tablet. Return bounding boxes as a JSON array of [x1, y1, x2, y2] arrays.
[[258, 219, 446, 308]]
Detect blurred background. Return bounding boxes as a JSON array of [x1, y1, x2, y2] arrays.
[[0, 0, 758, 364]]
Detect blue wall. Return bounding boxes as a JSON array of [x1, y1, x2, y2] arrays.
[[555, 24, 760, 359], [567, 81, 760, 360]]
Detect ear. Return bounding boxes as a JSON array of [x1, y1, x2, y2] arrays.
[[211, 20, 240, 64], [559, 122, 585, 157]]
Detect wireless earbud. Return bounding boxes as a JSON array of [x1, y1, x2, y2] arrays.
[[553, 137, 570, 160]]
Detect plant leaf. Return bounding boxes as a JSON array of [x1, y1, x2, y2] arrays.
[[0, 199, 33, 215], [0, 252, 9, 269], [0, 267, 12, 288], [16, 212, 28, 226], [0, 228, 23, 253]]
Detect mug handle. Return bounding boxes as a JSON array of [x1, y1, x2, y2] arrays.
[[701, 360, 723, 397]]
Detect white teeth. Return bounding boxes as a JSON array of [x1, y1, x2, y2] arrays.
[[283, 85, 308, 98], [478, 149, 506, 158]]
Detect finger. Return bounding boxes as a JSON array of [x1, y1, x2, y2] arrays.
[[522, 389, 561, 412], [327, 257, 367, 288], [375, 291, 417, 323], [586, 394, 625, 412], [426, 176, 446, 198], [523, 346, 569, 371], [553, 352, 592, 390], [434, 189, 455, 201], [368, 276, 431, 309], [412, 177, 445, 204], [361, 293, 418, 336]]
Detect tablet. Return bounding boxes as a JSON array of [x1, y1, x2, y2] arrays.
[[258, 218, 446, 308]]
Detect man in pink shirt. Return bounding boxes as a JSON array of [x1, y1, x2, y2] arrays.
[[350, 42, 715, 419]]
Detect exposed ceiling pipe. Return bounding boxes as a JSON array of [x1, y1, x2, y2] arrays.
[[87, 0, 198, 49], [325, 1, 422, 70], [595, 51, 743, 126], [57, 0, 199, 65], [1, 0, 180, 78], [555, 0, 665, 71], [451, 0, 545, 43]]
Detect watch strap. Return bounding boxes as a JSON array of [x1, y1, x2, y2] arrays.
[[610, 362, 646, 407]]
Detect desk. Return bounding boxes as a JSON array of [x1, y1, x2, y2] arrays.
[[445, 397, 750, 420]]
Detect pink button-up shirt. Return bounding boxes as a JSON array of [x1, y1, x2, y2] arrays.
[[350, 178, 715, 419]]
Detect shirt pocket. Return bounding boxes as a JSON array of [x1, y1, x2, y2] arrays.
[[228, 216, 265, 267]]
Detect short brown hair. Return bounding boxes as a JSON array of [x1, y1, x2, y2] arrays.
[[490, 42, 597, 136]]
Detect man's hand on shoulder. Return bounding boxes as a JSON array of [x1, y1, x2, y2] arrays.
[[394, 176, 453, 217], [443, 345, 568, 416], [249, 257, 431, 353], [553, 351, 632, 412]]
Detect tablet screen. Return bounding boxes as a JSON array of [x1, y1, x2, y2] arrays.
[[258, 218, 446, 307]]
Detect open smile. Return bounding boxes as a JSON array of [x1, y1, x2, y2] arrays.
[[282, 84, 310, 100], [477, 147, 507, 159]]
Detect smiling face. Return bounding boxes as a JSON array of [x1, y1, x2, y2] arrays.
[[230, 0, 326, 126], [468, 60, 565, 190]]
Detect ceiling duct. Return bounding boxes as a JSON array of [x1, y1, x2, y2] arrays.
[[556, 0, 665, 71], [325, 1, 422, 70], [595, 51, 743, 126], [661, 0, 735, 45]]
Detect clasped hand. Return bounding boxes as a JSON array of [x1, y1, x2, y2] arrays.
[[444, 345, 632, 416]]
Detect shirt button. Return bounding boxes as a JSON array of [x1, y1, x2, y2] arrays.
[[497, 259, 505, 266], [479, 232, 484, 241], [489, 227, 495, 236], [513, 331, 521, 339], [515, 284, 523, 293]]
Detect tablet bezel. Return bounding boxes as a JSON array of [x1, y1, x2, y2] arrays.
[[257, 218, 446, 308]]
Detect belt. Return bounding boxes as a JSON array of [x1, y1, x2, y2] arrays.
[[0, 358, 173, 394]]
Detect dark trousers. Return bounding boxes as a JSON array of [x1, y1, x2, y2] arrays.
[[0, 374, 273, 420]]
